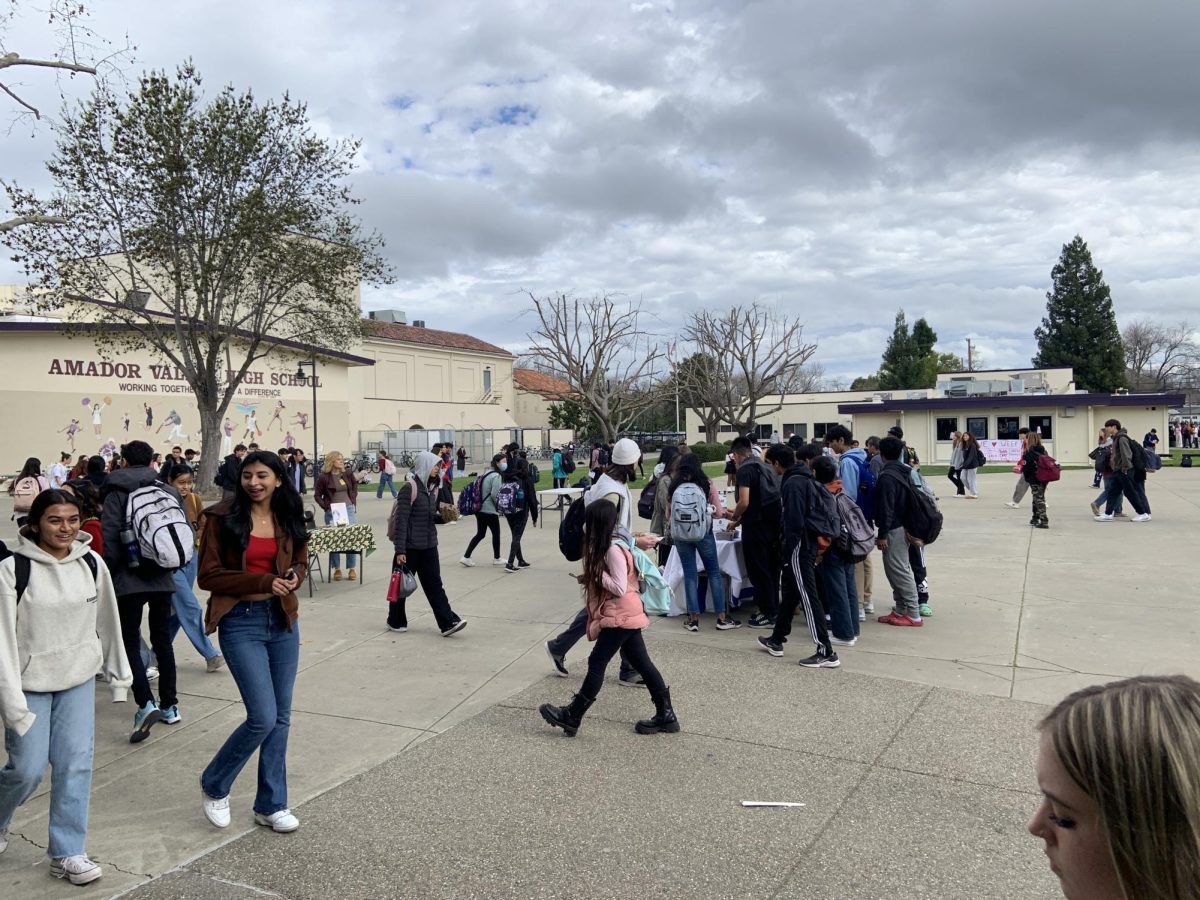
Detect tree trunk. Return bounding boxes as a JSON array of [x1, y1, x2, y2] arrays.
[[705, 424, 718, 442], [195, 401, 224, 501]]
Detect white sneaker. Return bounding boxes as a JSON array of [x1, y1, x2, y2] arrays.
[[50, 855, 102, 885], [459, 556, 475, 567], [1131, 513, 1151, 523], [1094, 513, 1114, 522], [146, 666, 159, 681], [202, 783, 231, 828], [1004, 501, 1019, 508], [254, 809, 299, 833], [492, 558, 505, 566], [0, 825, 8, 854], [830, 636, 857, 646]]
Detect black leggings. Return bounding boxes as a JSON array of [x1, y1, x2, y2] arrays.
[[465, 512, 501, 559], [506, 512, 529, 566], [581, 628, 667, 700], [946, 468, 964, 495], [388, 546, 459, 632], [118, 590, 177, 709]]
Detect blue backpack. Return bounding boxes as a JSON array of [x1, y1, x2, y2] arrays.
[[613, 537, 671, 616], [853, 456, 877, 523]]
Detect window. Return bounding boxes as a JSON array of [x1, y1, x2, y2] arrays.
[[935, 417, 959, 441], [1029, 415, 1053, 440], [784, 423, 807, 441], [813, 422, 839, 439], [755, 423, 773, 440], [966, 416, 989, 440], [997, 416, 1021, 440], [482, 368, 492, 394], [718, 425, 738, 434]]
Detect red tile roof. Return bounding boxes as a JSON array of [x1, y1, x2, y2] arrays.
[[513, 367, 575, 399], [364, 319, 513, 357]]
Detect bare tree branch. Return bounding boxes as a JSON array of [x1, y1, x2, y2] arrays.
[[523, 291, 664, 441], [1123, 319, 1199, 392], [678, 302, 817, 438], [0, 52, 98, 75], [0, 210, 64, 232]]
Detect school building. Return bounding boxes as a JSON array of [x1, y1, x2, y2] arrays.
[[685, 366, 1183, 466]]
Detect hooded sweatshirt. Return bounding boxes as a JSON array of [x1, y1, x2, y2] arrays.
[[0, 530, 131, 736], [391, 451, 442, 551], [836, 447, 870, 503]]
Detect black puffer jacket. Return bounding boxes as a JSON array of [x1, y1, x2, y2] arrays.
[[390, 452, 441, 551], [1022, 445, 1047, 484]]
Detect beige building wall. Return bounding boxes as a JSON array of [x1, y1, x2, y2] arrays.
[[514, 388, 555, 430]]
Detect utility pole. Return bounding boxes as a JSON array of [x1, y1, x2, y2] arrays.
[[966, 338, 974, 372]]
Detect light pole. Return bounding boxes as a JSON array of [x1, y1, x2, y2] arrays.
[[295, 352, 319, 467]]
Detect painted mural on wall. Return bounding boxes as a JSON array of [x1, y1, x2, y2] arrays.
[[39, 356, 318, 460]]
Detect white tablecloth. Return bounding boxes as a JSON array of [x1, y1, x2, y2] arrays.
[[662, 536, 749, 616]]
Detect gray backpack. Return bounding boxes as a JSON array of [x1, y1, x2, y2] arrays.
[[669, 482, 711, 543]]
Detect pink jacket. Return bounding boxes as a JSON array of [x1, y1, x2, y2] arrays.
[[586, 543, 649, 640]]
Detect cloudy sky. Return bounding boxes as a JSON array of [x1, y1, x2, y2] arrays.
[[4, 0, 1200, 383]]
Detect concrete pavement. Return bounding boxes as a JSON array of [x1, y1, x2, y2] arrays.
[[1, 466, 1197, 897]]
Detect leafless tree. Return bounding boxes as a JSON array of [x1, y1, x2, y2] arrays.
[[677, 303, 817, 439], [523, 292, 664, 441], [1122, 319, 1199, 391], [1, 1, 133, 233]]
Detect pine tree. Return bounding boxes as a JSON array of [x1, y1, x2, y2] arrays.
[[1033, 236, 1125, 392], [878, 310, 941, 389]]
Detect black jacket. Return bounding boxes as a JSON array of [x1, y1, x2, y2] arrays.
[[100, 466, 180, 595], [391, 475, 439, 551], [778, 463, 837, 557], [215, 453, 240, 490], [501, 470, 539, 525], [1022, 445, 1047, 484], [874, 460, 912, 538]]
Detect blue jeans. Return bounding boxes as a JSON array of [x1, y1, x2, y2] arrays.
[[0, 679, 95, 858], [325, 504, 358, 569], [376, 472, 396, 498], [1094, 475, 1123, 514], [202, 601, 299, 816], [676, 530, 726, 616], [168, 554, 218, 661], [822, 551, 860, 639]]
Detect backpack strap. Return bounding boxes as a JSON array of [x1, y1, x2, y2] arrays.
[[14, 552, 98, 605]]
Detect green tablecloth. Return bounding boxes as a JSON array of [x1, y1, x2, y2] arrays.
[[307, 524, 377, 557]]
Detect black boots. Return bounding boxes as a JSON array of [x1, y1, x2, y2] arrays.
[[539, 692, 594, 737], [636, 687, 680, 735]]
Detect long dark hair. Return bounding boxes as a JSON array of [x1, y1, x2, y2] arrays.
[[582, 499, 620, 602], [506, 457, 530, 483], [26, 488, 80, 545], [220, 451, 308, 549], [8, 457, 41, 494], [64, 478, 102, 519], [671, 453, 710, 499]]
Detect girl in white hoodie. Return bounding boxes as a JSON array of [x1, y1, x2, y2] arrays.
[[0, 489, 131, 886]]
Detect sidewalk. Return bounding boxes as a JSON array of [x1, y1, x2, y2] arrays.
[[1, 467, 1196, 897]]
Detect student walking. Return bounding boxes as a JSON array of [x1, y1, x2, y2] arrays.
[[456, 446, 467, 477], [387, 452, 466, 636], [9, 458, 49, 527], [1094, 420, 1150, 523], [946, 432, 965, 497], [196, 451, 307, 833], [545, 439, 655, 685], [161, 466, 224, 672], [375, 451, 397, 499], [958, 432, 985, 499], [648, 445, 680, 567], [100, 440, 183, 743], [0, 489, 131, 885], [551, 446, 567, 489], [314, 451, 360, 581], [501, 457, 538, 573], [669, 454, 740, 632], [460, 454, 505, 567], [757, 443, 840, 667], [539, 499, 678, 737], [1005, 428, 1032, 509], [1021, 433, 1050, 528]]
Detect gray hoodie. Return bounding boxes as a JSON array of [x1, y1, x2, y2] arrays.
[[0, 530, 131, 736]]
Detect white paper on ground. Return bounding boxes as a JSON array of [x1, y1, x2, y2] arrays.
[[741, 801, 806, 808]]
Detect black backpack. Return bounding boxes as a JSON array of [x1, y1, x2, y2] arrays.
[[597, 447, 611, 467], [884, 468, 943, 545], [1129, 438, 1148, 473], [11, 552, 100, 604], [559, 493, 588, 562], [561, 454, 576, 475], [637, 476, 658, 520]]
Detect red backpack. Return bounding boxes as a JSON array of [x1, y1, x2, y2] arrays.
[[1035, 454, 1061, 483]]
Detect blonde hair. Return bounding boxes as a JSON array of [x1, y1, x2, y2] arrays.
[[1040, 675, 1200, 900], [321, 451, 344, 475], [1025, 432, 1042, 450]]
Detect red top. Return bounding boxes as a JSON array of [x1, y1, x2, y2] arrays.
[[246, 535, 278, 576]]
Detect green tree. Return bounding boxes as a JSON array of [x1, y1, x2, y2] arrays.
[[1033, 236, 1125, 392], [850, 373, 880, 391], [547, 397, 597, 436], [920, 351, 966, 387], [879, 310, 939, 389], [3, 64, 389, 491]]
